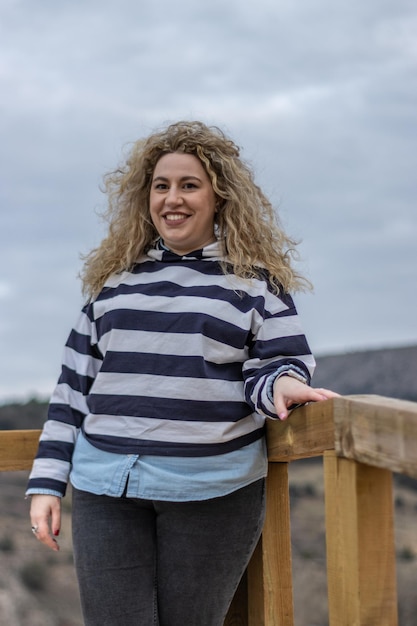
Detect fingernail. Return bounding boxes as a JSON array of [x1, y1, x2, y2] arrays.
[[279, 412, 287, 420], [54, 529, 60, 537]]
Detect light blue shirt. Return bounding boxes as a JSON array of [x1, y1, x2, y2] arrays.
[[66, 431, 268, 501]]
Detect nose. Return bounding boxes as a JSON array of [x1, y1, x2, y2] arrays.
[[165, 185, 183, 207]]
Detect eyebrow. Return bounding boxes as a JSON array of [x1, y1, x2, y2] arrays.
[[152, 175, 202, 183]]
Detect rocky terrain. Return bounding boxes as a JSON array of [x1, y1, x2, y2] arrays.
[[1, 344, 416, 625], [0, 473, 81, 626]]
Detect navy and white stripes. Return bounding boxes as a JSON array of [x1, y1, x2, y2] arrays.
[[28, 241, 315, 495]]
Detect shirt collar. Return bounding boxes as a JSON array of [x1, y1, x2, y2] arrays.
[[147, 238, 225, 262]]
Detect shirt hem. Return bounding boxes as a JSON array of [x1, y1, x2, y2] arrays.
[[70, 469, 267, 502]]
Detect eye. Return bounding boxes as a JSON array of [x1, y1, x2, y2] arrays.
[[153, 182, 168, 190], [183, 182, 198, 189]]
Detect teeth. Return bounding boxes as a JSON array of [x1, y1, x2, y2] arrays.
[[165, 214, 187, 221]]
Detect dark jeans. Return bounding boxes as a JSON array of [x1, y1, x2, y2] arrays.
[[72, 479, 265, 626]]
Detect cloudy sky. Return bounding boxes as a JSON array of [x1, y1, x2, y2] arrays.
[[1, 0, 416, 403]]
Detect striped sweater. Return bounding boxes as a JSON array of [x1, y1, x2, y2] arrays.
[[28, 241, 315, 496]]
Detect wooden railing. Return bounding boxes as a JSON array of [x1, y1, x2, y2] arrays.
[[1, 394, 417, 625], [224, 394, 417, 626]]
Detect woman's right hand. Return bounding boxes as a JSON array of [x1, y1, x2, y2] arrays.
[[29, 494, 61, 551]]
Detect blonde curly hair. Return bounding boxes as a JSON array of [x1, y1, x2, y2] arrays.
[[80, 120, 311, 297]]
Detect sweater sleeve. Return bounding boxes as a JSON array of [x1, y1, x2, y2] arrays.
[[26, 302, 102, 497], [242, 288, 315, 420]]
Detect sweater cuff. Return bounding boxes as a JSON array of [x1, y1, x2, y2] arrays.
[[266, 364, 309, 403]]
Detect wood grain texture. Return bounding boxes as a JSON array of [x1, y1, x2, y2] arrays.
[[324, 451, 398, 626], [266, 399, 335, 462], [247, 463, 294, 626], [333, 395, 417, 478], [0, 429, 40, 471]]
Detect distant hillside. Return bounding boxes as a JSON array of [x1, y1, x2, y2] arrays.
[[0, 344, 416, 430], [0, 398, 47, 430], [313, 344, 417, 402]]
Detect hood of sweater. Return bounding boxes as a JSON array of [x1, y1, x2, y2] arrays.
[[146, 238, 226, 263]]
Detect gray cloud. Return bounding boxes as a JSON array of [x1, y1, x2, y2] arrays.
[[1, 0, 416, 401]]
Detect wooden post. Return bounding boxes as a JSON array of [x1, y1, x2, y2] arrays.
[[224, 571, 248, 626], [246, 462, 294, 626], [224, 463, 294, 626], [324, 451, 398, 626]]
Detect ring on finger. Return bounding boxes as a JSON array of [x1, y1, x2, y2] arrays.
[[31, 525, 39, 534]]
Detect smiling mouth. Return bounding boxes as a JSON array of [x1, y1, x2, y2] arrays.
[[163, 213, 190, 222]]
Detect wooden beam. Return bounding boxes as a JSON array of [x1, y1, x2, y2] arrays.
[[266, 399, 335, 462], [333, 395, 417, 479], [0, 429, 41, 471], [247, 463, 294, 626], [324, 451, 398, 626]]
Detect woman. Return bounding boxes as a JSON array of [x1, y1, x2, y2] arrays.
[[27, 120, 337, 626]]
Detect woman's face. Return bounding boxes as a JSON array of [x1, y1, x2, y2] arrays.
[[149, 152, 217, 255]]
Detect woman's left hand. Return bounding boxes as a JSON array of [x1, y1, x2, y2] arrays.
[[273, 375, 340, 421]]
